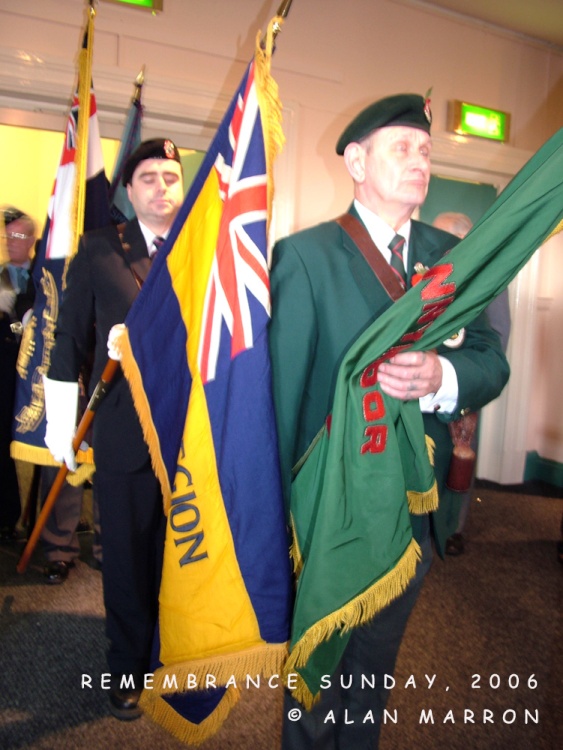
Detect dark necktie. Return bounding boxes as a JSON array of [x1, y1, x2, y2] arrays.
[[388, 234, 407, 290], [151, 236, 165, 259], [14, 266, 29, 292]]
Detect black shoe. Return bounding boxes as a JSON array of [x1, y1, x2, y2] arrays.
[[445, 533, 465, 556], [109, 684, 143, 721], [0, 526, 18, 543], [43, 560, 75, 585]]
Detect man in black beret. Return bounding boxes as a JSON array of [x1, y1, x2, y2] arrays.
[[43, 138, 183, 720], [269, 94, 509, 747], [0, 207, 36, 542]]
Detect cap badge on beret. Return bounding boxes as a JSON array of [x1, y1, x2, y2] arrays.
[[423, 87, 433, 125], [335, 92, 433, 155], [164, 139, 176, 159]]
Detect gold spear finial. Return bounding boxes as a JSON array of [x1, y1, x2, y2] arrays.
[[273, 0, 294, 40], [133, 65, 145, 103]]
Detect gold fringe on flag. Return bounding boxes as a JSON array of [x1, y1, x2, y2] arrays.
[[407, 479, 439, 514], [118, 328, 171, 510], [254, 16, 285, 234], [284, 537, 421, 709], [149, 642, 288, 697], [65, 3, 96, 287], [140, 685, 241, 747], [0, 210, 9, 266]]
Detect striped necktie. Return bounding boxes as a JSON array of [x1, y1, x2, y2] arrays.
[[388, 234, 407, 290], [151, 235, 165, 259]]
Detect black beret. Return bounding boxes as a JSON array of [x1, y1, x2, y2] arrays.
[[2, 206, 26, 226], [122, 138, 182, 186], [336, 93, 432, 155]]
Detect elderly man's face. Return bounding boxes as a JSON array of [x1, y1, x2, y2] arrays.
[[5, 217, 35, 265], [359, 126, 431, 220], [126, 158, 184, 230]]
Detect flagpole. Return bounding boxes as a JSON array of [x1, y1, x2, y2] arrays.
[[273, 0, 293, 37], [17, 0, 103, 574], [17, 359, 119, 574]]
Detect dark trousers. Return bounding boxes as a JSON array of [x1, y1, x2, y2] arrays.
[[95, 466, 166, 677], [282, 528, 433, 750], [40, 466, 85, 563]]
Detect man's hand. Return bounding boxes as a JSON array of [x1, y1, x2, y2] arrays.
[[107, 323, 126, 361], [377, 350, 443, 401]]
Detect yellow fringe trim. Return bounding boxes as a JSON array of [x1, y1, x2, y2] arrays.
[[407, 479, 439, 515], [288, 512, 303, 578], [284, 538, 421, 709], [64, 7, 95, 288], [140, 684, 240, 747], [151, 642, 288, 695], [425, 434, 436, 466], [545, 217, 563, 243], [0, 211, 8, 265], [10, 442, 95, 485], [254, 16, 285, 235], [118, 328, 172, 512]]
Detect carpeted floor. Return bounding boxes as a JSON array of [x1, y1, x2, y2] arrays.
[[0, 472, 561, 749]]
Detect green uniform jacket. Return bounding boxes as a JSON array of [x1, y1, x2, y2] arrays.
[[269, 207, 510, 556]]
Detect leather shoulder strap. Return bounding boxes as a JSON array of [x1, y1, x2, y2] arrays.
[[336, 213, 405, 302]]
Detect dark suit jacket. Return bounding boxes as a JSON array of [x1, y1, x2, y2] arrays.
[[48, 219, 152, 473], [268, 207, 510, 554]]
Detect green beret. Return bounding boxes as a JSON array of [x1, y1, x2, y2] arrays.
[[122, 138, 182, 186], [336, 93, 432, 155]]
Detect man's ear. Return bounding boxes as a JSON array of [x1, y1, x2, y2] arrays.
[[343, 142, 366, 183]]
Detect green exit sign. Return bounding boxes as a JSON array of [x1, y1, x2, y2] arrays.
[[101, 0, 163, 10], [449, 101, 510, 143]]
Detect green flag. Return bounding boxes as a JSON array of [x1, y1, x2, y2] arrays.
[[285, 128, 563, 707]]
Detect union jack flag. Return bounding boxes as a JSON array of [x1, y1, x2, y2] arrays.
[[198, 63, 271, 384], [119, 37, 291, 745]]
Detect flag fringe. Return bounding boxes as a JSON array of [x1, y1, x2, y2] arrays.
[[151, 642, 289, 694], [288, 513, 302, 577], [545, 217, 563, 243], [407, 479, 438, 515], [254, 16, 285, 231], [284, 538, 421, 709], [140, 685, 240, 746], [10, 441, 94, 484], [119, 329, 171, 509]]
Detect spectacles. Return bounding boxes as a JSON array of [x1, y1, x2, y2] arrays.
[[3, 232, 32, 240]]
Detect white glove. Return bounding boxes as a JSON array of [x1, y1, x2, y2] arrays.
[[107, 323, 126, 361], [43, 375, 79, 471], [0, 287, 16, 314]]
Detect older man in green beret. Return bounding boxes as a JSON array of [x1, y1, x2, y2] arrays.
[[269, 94, 509, 748]]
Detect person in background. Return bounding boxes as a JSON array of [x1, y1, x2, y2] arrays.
[[42, 139, 184, 721], [0, 207, 36, 542], [269, 94, 510, 748], [432, 211, 511, 555]]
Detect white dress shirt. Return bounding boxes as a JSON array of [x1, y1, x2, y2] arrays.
[[354, 200, 458, 414]]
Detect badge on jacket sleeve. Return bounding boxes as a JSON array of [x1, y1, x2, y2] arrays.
[[443, 328, 465, 348]]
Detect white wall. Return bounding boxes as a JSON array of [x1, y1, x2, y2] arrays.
[[1, 0, 562, 474]]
